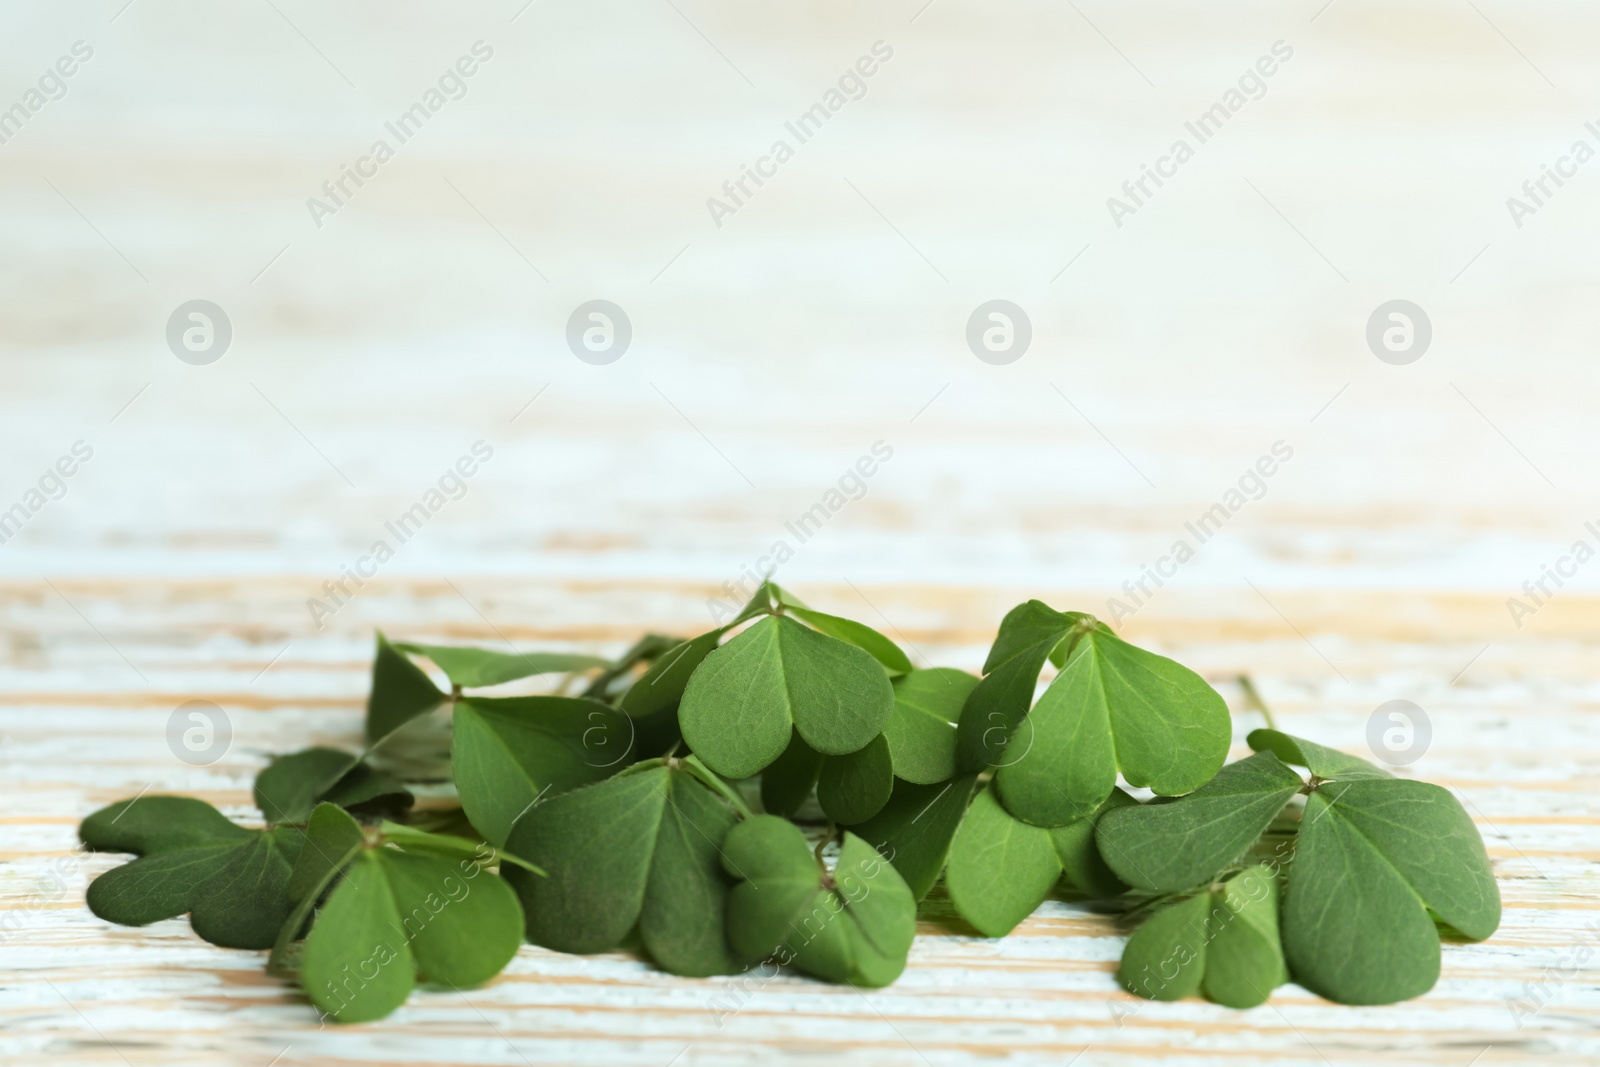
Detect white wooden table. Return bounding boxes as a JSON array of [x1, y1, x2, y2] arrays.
[[3, 580, 1595, 1065], [2, 1, 1598, 1063]]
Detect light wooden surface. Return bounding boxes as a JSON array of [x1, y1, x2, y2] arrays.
[[4, 0, 1600, 1063], [2, 580, 1596, 1066]]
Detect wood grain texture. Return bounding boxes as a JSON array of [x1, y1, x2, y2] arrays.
[[4, 0, 1600, 1062], [2, 579, 1596, 1066]]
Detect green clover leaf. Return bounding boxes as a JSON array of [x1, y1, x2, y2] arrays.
[[277, 804, 525, 1024], [81, 796, 304, 950], [1095, 750, 1304, 893], [451, 695, 636, 847], [722, 815, 916, 987], [882, 668, 979, 785], [1249, 730, 1501, 1005], [679, 615, 894, 779], [254, 746, 413, 826], [503, 760, 743, 977], [945, 785, 1136, 936], [955, 602, 1230, 826], [758, 729, 894, 825], [1118, 864, 1287, 1008]]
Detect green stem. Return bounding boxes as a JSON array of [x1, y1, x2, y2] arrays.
[[682, 755, 753, 819], [813, 822, 838, 880], [268, 842, 363, 975], [1238, 674, 1276, 730]]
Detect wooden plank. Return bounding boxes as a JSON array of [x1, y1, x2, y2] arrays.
[[2, 579, 1596, 1065], [4, 2, 1599, 1061]]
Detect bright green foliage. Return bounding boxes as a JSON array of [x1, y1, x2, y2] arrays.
[[1046, 787, 1138, 901], [772, 586, 912, 676], [954, 600, 1091, 772], [722, 815, 916, 986], [882, 668, 979, 784], [377, 821, 544, 876], [254, 747, 412, 826], [848, 773, 1132, 927], [758, 729, 893, 824], [1119, 864, 1286, 1007], [1096, 750, 1303, 892], [630, 585, 780, 722], [817, 734, 894, 824], [848, 776, 983, 900], [953, 602, 1230, 826], [270, 803, 368, 973], [75, 592, 1504, 1022], [283, 804, 525, 1023], [504, 761, 742, 977], [395, 642, 606, 689], [1205, 867, 1290, 1007], [1119, 890, 1210, 1001], [580, 633, 682, 705], [679, 615, 894, 778], [759, 730, 826, 817], [784, 606, 912, 676], [451, 695, 635, 847], [365, 632, 447, 745], [1247, 728, 1393, 781], [620, 630, 723, 717], [990, 626, 1231, 825], [945, 786, 1136, 936], [945, 788, 1062, 936], [1252, 730, 1501, 1005], [81, 796, 304, 949]]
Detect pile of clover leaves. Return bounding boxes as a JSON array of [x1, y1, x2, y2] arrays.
[[80, 584, 1499, 1022]]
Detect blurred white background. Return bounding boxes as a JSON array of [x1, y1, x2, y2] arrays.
[[3, 0, 1595, 618]]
